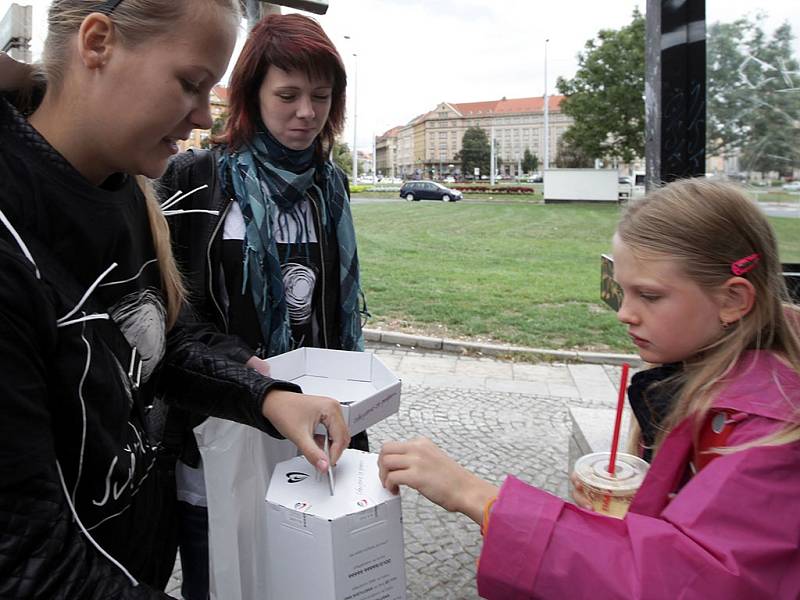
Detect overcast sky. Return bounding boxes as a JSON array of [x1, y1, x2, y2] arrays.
[[16, 0, 800, 152]]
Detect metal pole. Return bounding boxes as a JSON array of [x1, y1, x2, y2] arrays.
[[490, 126, 496, 186], [372, 133, 377, 183], [645, 0, 705, 187], [0, 4, 33, 63], [543, 38, 550, 172], [245, 0, 280, 30], [352, 53, 358, 182]]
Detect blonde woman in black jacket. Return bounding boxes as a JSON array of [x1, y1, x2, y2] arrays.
[[0, 3, 348, 597]]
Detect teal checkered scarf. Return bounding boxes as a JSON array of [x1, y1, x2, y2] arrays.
[[219, 128, 364, 356]]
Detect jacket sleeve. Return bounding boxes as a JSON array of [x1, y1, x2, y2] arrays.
[[0, 246, 170, 599], [158, 151, 256, 365], [175, 305, 253, 364], [477, 423, 800, 599], [159, 310, 300, 439]]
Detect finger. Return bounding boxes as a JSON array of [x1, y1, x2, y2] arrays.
[[323, 410, 350, 466], [378, 453, 413, 487], [246, 356, 271, 377], [382, 470, 408, 495], [380, 440, 412, 457], [294, 433, 329, 473], [379, 453, 413, 473]]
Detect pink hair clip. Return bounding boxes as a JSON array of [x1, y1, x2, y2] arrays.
[[731, 253, 760, 276]]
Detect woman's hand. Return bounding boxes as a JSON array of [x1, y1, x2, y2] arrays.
[[0, 52, 34, 91], [378, 437, 498, 525], [261, 390, 350, 473], [246, 355, 271, 376], [569, 471, 593, 510]]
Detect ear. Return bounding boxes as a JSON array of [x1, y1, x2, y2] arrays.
[[718, 276, 756, 326], [77, 13, 116, 70]]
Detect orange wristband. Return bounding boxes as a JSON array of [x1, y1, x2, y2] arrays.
[[480, 496, 497, 537]]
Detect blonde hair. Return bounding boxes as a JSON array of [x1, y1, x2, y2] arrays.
[[41, 0, 240, 328], [617, 179, 800, 453]]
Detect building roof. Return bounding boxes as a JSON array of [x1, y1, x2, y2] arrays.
[[378, 125, 403, 139], [451, 95, 564, 116], [211, 85, 229, 104], [377, 95, 567, 142]]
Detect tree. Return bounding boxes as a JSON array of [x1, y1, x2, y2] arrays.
[[200, 114, 227, 149], [556, 8, 645, 163], [555, 132, 594, 168], [454, 126, 490, 177], [707, 15, 800, 176], [521, 148, 539, 173], [332, 140, 352, 175]]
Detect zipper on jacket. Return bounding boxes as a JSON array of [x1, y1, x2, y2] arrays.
[[208, 198, 233, 333], [308, 190, 329, 349]]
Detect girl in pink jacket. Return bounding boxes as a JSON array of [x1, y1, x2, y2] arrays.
[[379, 178, 800, 599]]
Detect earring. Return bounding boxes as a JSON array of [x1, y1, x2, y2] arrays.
[[720, 320, 731, 329]]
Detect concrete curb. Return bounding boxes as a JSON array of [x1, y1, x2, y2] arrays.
[[363, 328, 642, 367]]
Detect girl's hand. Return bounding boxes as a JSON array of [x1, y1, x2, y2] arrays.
[[261, 390, 350, 473], [379, 437, 498, 525], [570, 471, 593, 510]]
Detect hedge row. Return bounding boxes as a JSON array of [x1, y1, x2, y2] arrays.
[[453, 185, 536, 194]]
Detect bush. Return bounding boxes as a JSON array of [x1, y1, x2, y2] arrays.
[[453, 185, 536, 194], [349, 185, 370, 193]]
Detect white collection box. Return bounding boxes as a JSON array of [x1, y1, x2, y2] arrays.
[[266, 449, 407, 600], [266, 348, 402, 435]]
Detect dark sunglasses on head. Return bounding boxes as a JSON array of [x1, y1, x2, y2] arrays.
[[98, 0, 125, 14]]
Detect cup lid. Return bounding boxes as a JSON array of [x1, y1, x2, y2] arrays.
[[574, 452, 649, 493]]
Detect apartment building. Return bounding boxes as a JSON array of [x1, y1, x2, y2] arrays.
[[375, 126, 401, 178], [177, 85, 229, 152], [376, 95, 571, 179]]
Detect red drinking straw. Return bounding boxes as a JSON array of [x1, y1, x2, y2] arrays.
[[607, 363, 630, 475]]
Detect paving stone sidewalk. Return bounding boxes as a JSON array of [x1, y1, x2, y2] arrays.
[[167, 343, 625, 599]]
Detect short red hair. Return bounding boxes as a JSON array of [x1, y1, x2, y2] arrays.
[[219, 13, 347, 159]]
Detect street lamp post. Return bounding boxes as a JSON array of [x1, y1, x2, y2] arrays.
[[372, 132, 377, 183], [351, 52, 358, 182], [344, 36, 358, 183], [490, 126, 496, 186], [543, 38, 550, 172]]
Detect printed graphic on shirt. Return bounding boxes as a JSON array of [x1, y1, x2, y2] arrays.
[[77, 283, 164, 527], [282, 262, 316, 325], [108, 288, 167, 383], [271, 197, 318, 244]]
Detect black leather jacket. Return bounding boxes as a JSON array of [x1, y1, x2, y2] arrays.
[[0, 96, 297, 598], [160, 148, 346, 355], [159, 149, 368, 459]]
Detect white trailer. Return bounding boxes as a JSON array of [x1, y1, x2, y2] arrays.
[[543, 169, 619, 203]]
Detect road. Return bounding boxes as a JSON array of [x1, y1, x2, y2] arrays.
[[351, 196, 800, 218]]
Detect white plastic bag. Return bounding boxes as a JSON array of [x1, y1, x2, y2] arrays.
[[194, 417, 298, 600]]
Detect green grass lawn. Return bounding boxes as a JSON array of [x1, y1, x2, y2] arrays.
[[352, 202, 800, 353], [749, 190, 800, 204]]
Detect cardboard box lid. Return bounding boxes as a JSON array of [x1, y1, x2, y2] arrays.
[[266, 449, 398, 520], [266, 348, 400, 407]]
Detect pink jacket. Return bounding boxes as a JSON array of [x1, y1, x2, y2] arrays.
[[477, 351, 800, 599]]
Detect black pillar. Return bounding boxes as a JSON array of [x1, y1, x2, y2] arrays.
[[645, 0, 706, 189]]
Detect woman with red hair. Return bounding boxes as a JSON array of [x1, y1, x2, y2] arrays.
[[158, 13, 367, 599]]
